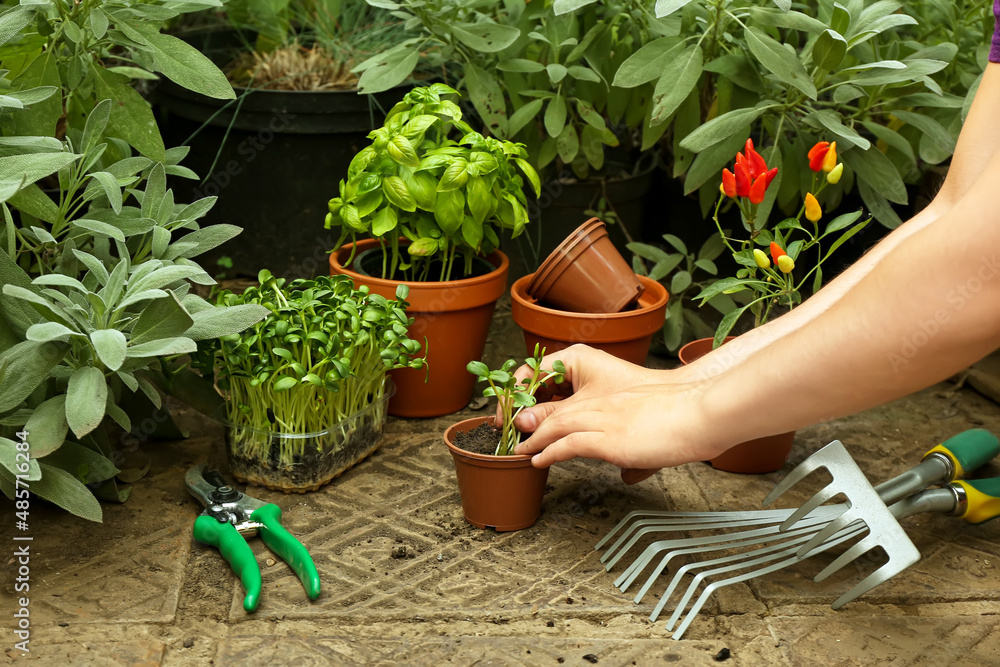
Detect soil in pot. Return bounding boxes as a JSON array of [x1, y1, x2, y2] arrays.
[[452, 421, 512, 456], [678, 338, 795, 474]]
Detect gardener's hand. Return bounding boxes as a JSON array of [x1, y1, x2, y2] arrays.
[[500, 345, 709, 483], [512, 378, 729, 479]]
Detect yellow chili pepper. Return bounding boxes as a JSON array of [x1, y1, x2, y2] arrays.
[[777, 255, 795, 273], [804, 192, 822, 222], [821, 141, 838, 173], [753, 248, 770, 269], [827, 163, 844, 184]]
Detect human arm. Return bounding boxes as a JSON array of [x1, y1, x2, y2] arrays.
[[516, 143, 1000, 470]]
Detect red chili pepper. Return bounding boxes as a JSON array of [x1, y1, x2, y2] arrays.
[[748, 174, 767, 204], [769, 241, 786, 263], [808, 141, 830, 172], [734, 161, 751, 197], [764, 167, 779, 187], [721, 169, 737, 197], [744, 139, 767, 180]]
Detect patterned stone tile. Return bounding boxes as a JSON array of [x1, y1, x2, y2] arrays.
[[3, 640, 164, 665]]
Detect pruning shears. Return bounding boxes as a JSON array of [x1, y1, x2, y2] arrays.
[[185, 464, 321, 612]]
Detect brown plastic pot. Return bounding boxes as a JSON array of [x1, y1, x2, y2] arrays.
[[443, 417, 549, 531], [511, 274, 668, 365], [678, 337, 795, 474], [330, 239, 508, 418], [525, 218, 644, 313]]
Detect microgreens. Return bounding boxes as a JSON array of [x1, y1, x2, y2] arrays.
[[467, 345, 565, 456], [197, 270, 426, 465]]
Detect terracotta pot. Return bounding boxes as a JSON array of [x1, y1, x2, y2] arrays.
[[443, 417, 549, 531], [525, 218, 644, 313], [511, 274, 668, 365], [330, 239, 508, 418], [678, 337, 795, 474]]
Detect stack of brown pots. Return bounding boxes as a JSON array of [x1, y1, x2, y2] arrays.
[[511, 218, 669, 364]]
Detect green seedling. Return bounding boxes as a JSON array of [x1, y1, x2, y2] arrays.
[[467, 345, 566, 456]]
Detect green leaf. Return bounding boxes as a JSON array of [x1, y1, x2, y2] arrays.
[[553, 0, 599, 13], [655, 0, 695, 17], [567, 66, 600, 83], [128, 23, 234, 100], [891, 110, 956, 154], [850, 59, 948, 87], [0, 152, 82, 190], [31, 462, 103, 522], [184, 304, 268, 341], [680, 105, 772, 152], [670, 271, 692, 294], [613, 37, 682, 88], [24, 395, 68, 457], [10, 52, 61, 138], [858, 180, 902, 229], [813, 29, 847, 70], [372, 206, 398, 235], [544, 96, 567, 138], [804, 110, 870, 150], [841, 147, 907, 204], [26, 321, 80, 343], [382, 176, 416, 212], [467, 360, 489, 376], [91, 329, 127, 371], [126, 336, 196, 358], [498, 59, 546, 73], [684, 129, 750, 194], [66, 366, 108, 438], [356, 46, 419, 94], [745, 27, 817, 99], [93, 66, 165, 162], [387, 135, 420, 168], [823, 210, 864, 236], [860, 121, 915, 163], [437, 159, 470, 191], [72, 217, 126, 243], [547, 63, 568, 85], [714, 304, 749, 348], [467, 176, 491, 225], [508, 99, 545, 136], [434, 190, 464, 235], [0, 340, 68, 413], [130, 291, 194, 345], [556, 125, 579, 164], [450, 21, 520, 52], [168, 224, 243, 260], [465, 62, 508, 137], [40, 441, 118, 485], [462, 215, 483, 250], [650, 44, 703, 125], [8, 184, 60, 224]]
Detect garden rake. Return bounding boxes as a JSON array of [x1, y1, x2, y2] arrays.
[[595, 429, 1000, 640]]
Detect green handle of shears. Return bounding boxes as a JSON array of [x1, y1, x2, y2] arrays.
[[251, 504, 321, 601], [193, 515, 262, 612], [922, 428, 1000, 479]]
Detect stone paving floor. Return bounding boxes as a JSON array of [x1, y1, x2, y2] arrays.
[[3, 299, 1000, 666]]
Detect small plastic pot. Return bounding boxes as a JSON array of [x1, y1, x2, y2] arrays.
[[511, 273, 668, 365], [443, 417, 549, 532], [678, 337, 795, 474], [525, 218, 644, 313]]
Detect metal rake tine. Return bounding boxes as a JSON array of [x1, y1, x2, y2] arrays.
[[778, 485, 847, 531], [647, 524, 831, 622], [667, 524, 869, 641], [796, 507, 868, 556], [594, 508, 804, 551], [830, 551, 921, 610], [621, 508, 843, 597], [762, 440, 845, 507], [601, 516, 782, 569]]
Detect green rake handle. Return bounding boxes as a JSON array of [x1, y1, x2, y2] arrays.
[[922, 428, 1000, 479]]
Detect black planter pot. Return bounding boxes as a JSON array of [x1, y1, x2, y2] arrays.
[[507, 160, 656, 281], [153, 30, 407, 278]]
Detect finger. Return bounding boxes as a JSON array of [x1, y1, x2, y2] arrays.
[[529, 431, 613, 468], [512, 344, 589, 390], [621, 468, 660, 485], [514, 404, 609, 455], [512, 400, 560, 433]]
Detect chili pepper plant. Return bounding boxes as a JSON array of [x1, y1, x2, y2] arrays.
[[466, 346, 565, 456], [324, 83, 541, 282], [695, 139, 872, 347], [197, 270, 426, 487]]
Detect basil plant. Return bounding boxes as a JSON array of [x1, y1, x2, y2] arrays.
[[324, 83, 541, 282]]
